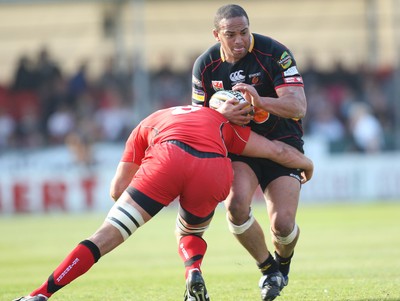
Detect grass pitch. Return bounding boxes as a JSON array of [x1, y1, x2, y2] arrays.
[[1, 202, 399, 301]]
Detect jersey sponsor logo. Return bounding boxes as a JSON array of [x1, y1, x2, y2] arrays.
[[278, 51, 292, 69], [284, 76, 303, 84], [289, 173, 301, 182], [283, 66, 299, 77], [253, 107, 270, 124], [193, 88, 204, 96], [212, 80, 224, 91], [192, 88, 205, 102], [229, 70, 246, 83], [192, 75, 202, 86], [249, 72, 261, 78]]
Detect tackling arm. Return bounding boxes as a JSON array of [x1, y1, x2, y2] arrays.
[[110, 161, 139, 201], [241, 131, 313, 182]]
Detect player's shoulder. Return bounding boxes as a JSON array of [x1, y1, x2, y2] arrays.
[[252, 33, 293, 55], [194, 43, 221, 66]]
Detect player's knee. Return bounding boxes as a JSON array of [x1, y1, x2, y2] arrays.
[[270, 211, 297, 235], [271, 224, 299, 245], [106, 201, 145, 240], [225, 198, 251, 223], [175, 215, 209, 236], [226, 209, 255, 235]]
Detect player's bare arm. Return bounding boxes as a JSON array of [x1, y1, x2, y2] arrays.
[[242, 131, 313, 183], [233, 83, 306, 119], [216, 98, 253, 126], [110, 161, 139, 201]]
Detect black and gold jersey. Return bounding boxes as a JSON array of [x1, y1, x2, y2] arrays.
[[192, 33, 304, 150]]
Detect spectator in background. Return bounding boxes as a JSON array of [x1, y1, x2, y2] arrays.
[[67, 60, 90, 107], [151, 54, 188, 108], [11, 55, 37, 91], [96, 56, 126, 92], [0, 107, 16, 150], [308, 96, 346, 151], [347, 102, 384, 153], [65, 130, 95, 168], [94, 86, 132, 142], [15, 99, 43, 148], [47, 104, 75, 144], [34, 47, 62, 93]]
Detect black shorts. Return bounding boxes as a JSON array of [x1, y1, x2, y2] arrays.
[[229, 154, 303, 191]]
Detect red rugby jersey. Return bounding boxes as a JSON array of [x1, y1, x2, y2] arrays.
[[121, 106, 250, 165]]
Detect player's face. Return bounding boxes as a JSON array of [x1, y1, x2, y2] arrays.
[[213, 16, 251, 63]]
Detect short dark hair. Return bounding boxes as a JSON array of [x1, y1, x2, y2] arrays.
[[214, 4, 249, 30]]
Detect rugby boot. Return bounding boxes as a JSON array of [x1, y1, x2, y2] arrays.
[[13, 295, 48, 301], [183, 268, 210, 301], [259, 271, 287, 301]]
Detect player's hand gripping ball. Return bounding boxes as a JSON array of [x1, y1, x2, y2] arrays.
[[209, 90, 255, 116]]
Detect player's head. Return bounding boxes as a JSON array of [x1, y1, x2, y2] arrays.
[[213, 4, 251, 63], [213, 4, 249, 30]]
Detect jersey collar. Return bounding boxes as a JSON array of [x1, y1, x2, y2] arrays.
[[220, 33, 254, 62]]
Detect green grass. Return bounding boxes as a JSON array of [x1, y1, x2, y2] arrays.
[[1, 202, 399, 301]]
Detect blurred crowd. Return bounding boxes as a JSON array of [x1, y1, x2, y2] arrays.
[[0, 47, 398, 162], [0, 47, 191, 164], [302, 58, 398, 154]]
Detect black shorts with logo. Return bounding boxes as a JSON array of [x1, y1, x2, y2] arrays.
[[229, 154, 302, 191]]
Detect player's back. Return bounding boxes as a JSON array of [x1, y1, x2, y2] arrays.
[[139, 106, 247, 155]]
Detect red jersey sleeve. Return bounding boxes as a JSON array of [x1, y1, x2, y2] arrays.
[[120, 124, 148, 165], [223, 123, 251, 155]]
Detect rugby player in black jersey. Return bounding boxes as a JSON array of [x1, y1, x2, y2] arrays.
[[192, 4, 307, 301]]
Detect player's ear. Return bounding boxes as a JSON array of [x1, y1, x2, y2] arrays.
[[213, 29, 220, 41]]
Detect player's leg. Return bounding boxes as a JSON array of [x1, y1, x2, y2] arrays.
[[265, 175, 301, 281], [225, 161, 276, 269], [14, 189, 163, 301], [225, 161, 285, 301], [176, 207, 213, 301], [175, 207, 213, 276], [177, 155, 233, 301]]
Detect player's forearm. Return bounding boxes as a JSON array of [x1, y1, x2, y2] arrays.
[[110, 162, 139, 201], [257, 94, 306, 119], [242, 132, 312, 171], [271, 140, 313, 171]]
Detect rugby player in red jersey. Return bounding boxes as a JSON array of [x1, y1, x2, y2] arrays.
[[13, 105, 312, 301]]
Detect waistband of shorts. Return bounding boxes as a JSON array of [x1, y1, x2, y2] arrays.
[[164, 140, 224, 159]]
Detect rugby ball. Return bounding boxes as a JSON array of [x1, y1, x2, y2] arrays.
[[209, 90, 254, 115]]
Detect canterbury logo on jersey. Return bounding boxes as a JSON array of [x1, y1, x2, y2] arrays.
[[229, 70, 245, 82]]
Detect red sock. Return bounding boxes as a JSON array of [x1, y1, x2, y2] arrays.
[[178, 235, 207, 278], [30, 240, 101, 298]]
